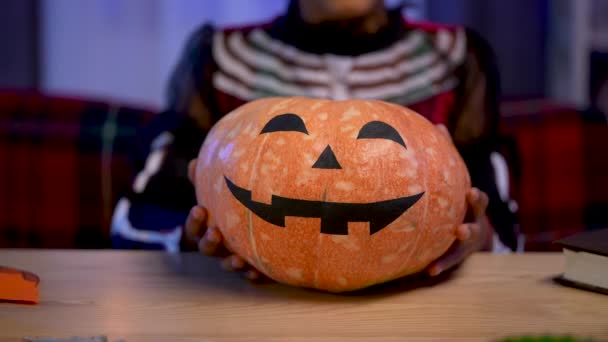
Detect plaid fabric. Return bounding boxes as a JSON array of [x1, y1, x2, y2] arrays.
[[501, 99, 608, 251], [0, 91, 154, 248]]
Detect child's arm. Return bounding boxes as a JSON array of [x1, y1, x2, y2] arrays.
[[450, 28, 520, 253], [110, 24, 217, 251]]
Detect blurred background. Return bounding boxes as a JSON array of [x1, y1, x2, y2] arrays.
[[4, 0, 608, 109], [1, 0, 607, 250]]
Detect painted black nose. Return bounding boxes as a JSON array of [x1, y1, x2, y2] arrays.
[[312, 145, 342, 169]]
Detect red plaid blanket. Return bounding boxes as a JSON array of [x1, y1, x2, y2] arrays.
[[1, 93, 606, 250], [0, 91, 153, 248], [501, 100, 608, 250]]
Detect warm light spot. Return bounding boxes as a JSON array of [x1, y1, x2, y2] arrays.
[[442, 170, 450, 183], [408, 184, 423, 194], [399, 108, 412, 116], [418, 249, 434, 262], [335, 181, 355, 191], [435, 224, 453, 234], [311, 101, 324, 110], [331, 235, 347, 243], [312, 141, 326, 152], [392, 222, 416, 233], [286, 268, 303, 280], [229, 108, 245, 120], [269, 98, 295, 113], [263, 150, 280, 164], [260, 164, 271, 175], [340, 125, 355, 133], [340, 106, 361, 122], [243, 122, 257, 137], [437, 197, 449, 208], [448, 207, 457, 219], [303, 153, 315, 165], [407, 156, 419, 168], [225, 212, 241, 228], [214, 177, 223, 193], [331, 235, 360, 251], [295, 172, 317, 186], [303, 133, 316, 141], [226, 124, 243, 139], [398, 244, 411, 253], [398, 168, 417, 178], [382, 254, 397, 264]]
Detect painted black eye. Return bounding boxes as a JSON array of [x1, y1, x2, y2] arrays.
[[260, 113, 308, 135], [357, 121, 406, 148]]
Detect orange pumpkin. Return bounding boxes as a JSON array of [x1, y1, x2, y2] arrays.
[[194, 97, 470, 292]]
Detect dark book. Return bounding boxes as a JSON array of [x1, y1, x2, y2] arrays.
[[554, 228, 608, 295]]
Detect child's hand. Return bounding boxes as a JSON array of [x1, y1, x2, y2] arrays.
[[426, 187, 493, 277], [425, 124, 494, 277], [184, 159, 265, 281]]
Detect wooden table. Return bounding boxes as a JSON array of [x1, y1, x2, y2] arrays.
[[0, 250, 606, 342]]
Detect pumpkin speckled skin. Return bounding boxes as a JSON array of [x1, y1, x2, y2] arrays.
[[194, 97, 471, 292]]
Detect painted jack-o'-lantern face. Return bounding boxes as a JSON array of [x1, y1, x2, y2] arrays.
[[224, 113, 425, 236], [194, 97, 470, 292]]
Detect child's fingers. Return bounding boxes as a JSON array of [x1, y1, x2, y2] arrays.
[[185, 206, 207, 241], [245, 268, 270, 282], [455, 224, 471, 241], [199, 226, 222, 256], [436, 124, 452, 143], [187, 159, 198, 184], [245, 269, 260, 280], [467, 188, 489, 219], [221, 256, 267, 283], [427, 243, 467, 277], [222, 255, 246, 271]]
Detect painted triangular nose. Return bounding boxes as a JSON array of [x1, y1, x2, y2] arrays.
[[312, 145, 342, 169]]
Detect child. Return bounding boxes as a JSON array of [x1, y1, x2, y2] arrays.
[[111, 0, 519, 279]]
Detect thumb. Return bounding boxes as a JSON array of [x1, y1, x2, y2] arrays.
[[188, 159, 198, 184], [435, 124, 453, 143]]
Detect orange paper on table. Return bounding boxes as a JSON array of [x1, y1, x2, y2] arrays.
[[0, 266, 40, 303]]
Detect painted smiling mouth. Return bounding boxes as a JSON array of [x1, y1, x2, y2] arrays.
[[224, 176, 424, 235]]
